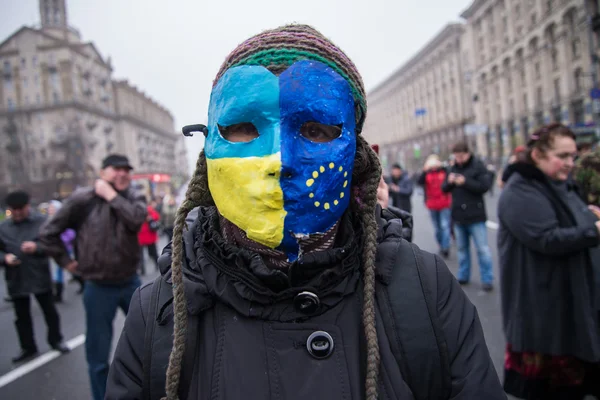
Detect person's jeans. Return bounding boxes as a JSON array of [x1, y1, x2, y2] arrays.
[[83, 275, 141, 400], [454, 222, 493, 284], [13, 291, 63, 351], [429, 208, 451, 251]]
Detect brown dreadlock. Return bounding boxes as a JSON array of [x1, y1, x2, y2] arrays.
[[162, 24, 382, 400]]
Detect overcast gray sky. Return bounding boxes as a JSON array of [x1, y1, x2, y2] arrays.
[[1, 0, 471, 174]]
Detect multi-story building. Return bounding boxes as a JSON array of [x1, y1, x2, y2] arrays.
[[0, 0, 188, 201], [461, 0, 600, 163], [363, 24, 474, 172]]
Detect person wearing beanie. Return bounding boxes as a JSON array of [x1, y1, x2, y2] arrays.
[[106, 25, 504, 400], [0, 190, 69, 363]]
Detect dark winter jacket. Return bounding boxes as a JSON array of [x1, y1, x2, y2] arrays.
[[0, 213, 52, 297], [498, 163, 600, 362], [442, 155, 492, 224], [106, 207, 504, 400], [388, 173, 413, 213], [39, 186, 147, 283]]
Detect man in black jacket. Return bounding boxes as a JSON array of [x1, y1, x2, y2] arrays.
[[442, 142, 494, 291], [0, 191, 69, 363]]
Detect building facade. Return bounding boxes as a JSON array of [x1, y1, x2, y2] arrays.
[[363, 24, 474, 172], [0, 0, 188, 201], [461, 0, 600, 164]]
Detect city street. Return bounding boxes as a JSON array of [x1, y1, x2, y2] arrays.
[[0, 193, 507, 399]]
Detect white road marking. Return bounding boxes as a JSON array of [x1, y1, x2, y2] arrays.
[[486, 220, 499, 230], [0, 334, 85, 388]]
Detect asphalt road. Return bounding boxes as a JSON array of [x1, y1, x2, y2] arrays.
[[0, 193, 508, 400]]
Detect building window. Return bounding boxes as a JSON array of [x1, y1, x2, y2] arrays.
[[531, 13, 537, 25], [536, 87, 543, 108], [572, 38, 581, 59], [21, 57, 26, 69], [22, 77, 28, 88], [551, 50, 558, 70], [574, 68, 583, 92], [535, 111, 544, 127], [572, 100, 584, 124], [25, 95, 29, 105], [32, 56, 37, 67], [34, 75, 39, 86], [7, 98, 14, 111], [535, 63, 541, 79], [53, 92, 59, 104], [546, 0, 553, 13], [554, 78, 561, 102], [36, 94, 41, 104], [3, 60, 11, 75], [552, 106, 561, 122]]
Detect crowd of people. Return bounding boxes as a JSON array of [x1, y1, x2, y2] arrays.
[[0, 23, 599, 400]]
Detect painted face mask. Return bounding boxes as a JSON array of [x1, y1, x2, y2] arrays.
[[205, 60, 356, 260]]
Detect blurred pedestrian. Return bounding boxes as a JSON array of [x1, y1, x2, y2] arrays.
[[418, 155, 452, 258], [39, 154, 147, 400], [387, 163, 413, 213], [498, 123, 600, 399], [160, 194, 178, 241], [138, 203, 160, 275], [442, 142, 494, 291], [46, 200, 79, 301], [0, 190, 69, 363], [498, 145, 527, 189]]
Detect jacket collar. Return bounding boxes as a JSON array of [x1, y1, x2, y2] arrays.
[[157, 205, 414, 322], [511, 162, 579, 191]]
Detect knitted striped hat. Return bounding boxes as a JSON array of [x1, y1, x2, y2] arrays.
[[213, 24, 367, 133]]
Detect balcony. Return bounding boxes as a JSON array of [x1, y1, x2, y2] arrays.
[[47, 64, 58, 74]]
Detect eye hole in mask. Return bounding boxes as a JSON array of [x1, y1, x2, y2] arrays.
[[300, 122, 343, 143], [218, 122, 260, 143]]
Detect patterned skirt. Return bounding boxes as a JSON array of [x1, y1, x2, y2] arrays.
[[503, 344, 599, 399]]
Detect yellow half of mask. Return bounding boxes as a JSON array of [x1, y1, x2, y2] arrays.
[[206, 153, 286, 248]]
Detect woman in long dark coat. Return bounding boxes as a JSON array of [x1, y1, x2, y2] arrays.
[[498, 123, 600, 399]]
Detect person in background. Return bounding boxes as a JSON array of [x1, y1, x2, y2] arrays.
[[46, 200, 78, 302], [442, 142, 494, 291], [39, 154, 147, 400], [153, 195, 163, 215], [0, 191, 69, 363], [418, 154, 452, 258], [160, 194, 178, 241], [498, 145, 527, 189], [138, 202, 160, 275], [486, 163, 497, 195], [498, 123, 600, 399], [387, 163, 413, 213], [573, 146, 600, 211]]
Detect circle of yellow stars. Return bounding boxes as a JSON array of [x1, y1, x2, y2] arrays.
[[305, 162, 348, 209]]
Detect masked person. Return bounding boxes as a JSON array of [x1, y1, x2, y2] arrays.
[[106, 25, 504, 400], [40, 154, 147, 400]]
